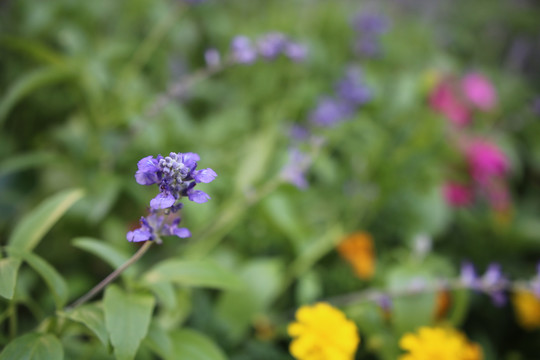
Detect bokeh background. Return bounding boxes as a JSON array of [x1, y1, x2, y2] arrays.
[[1, 0, 540, 359]]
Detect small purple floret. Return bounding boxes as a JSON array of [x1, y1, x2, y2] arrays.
[[231, 36, 258, 64]]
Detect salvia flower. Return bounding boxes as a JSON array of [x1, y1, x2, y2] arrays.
[[127, 211, 191, 244], [256, 32, 288, 59], [230, 36, 258, 64], [135, 152, 217, 210], [309, 97, 353, 127], [352, 12, 390, 57], [335, 68, 372, 106], [204, 48, 221, 68], [460, 262, 508, 306], [280, 148, 312, 190]]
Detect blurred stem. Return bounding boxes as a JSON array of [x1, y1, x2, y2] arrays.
[[126, 4, 186, 74], [66, 241, 153, 310], [8, 302, 17, 340], [184, 178, 282, 259]]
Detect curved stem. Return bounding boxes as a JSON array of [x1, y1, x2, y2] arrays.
[[66, 241, 153, 310]]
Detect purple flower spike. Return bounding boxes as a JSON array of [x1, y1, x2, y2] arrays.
[[257, 32, 287, 60], [280, 148, 312, 189], [284, 42, 307, 62], [336, 68, 372, 106], [231, 36, 258, 64], [127, 212, 192, 243], [309, 97, 353, 127]]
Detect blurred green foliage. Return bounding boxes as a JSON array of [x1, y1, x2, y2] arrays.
[[1, 0, 540, 359]]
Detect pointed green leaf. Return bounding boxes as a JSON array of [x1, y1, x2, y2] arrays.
[[0, 66, 75, 126], [61, 305, 109, 346], [9, 189, 84, 253], [0, 258, 19, 299], [72, 237, 130, 271], [169, 329, 227, 360], [144, 322, 174, 360], [7, 248, 68, 309], [104, 285, 155, 360], [143, 259, 243, 290], [0, 333, 64, 360]]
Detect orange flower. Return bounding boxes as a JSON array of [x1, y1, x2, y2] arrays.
[[434, 290, 452, 320], [338, 232, 375, 280]]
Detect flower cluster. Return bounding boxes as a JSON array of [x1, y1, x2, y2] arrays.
[[288, 302, 359, 360], [229, 32, 307, 65], [429, 72, 497, 127], [399, 326, 483, 360], [352, 12, 390, 57], [309, 68, 372, 127], [460, 262, 509, 306], [127, 152, 216, 243], [444, 137, 511, 212]]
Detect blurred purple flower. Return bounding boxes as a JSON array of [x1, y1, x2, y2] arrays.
[[257, 32, 288, 59], [289, 124, 310, 141], [532, 97, 540, 116], [309, 97, 353, 127], [460, 261, 479, 288], [230, 36, 258, 64], [352, 13, 390, 35], [280, 148, 312, 189], [127, 212, 191, 243], [284, 41, 308, 62], [377, 294, 392, 312], [204, 48, 221, 68], [480, 263, 508, 307], [335, 68, 372, 106]]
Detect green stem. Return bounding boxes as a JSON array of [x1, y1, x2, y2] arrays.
[[65, 241, 153, 310], [8, 302, 17, 340]]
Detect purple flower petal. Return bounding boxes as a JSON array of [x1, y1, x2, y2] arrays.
[[193, 168, 217, 183], [188, 189, 211, 203], [150, 192, 176, 209], [173, 227, 191, 238], [135, 156, 160, 185], [127, 228, 153, 242]]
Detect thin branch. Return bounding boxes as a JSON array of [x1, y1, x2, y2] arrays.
[[65, 241, 153, 310]]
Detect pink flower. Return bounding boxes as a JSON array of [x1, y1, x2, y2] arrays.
[[462, 73, 497, 111], [466, 139, 509, 184], [443, 182, 473, 207], [429, 81, 471, 127]]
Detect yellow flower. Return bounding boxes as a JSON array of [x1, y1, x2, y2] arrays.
[[288, 302, 360, 360], [337, 232, 375, 280], [399, 326, 483, 360], [512, 290, 540, 330]]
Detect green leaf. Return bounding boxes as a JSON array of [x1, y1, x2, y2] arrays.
[[72, 237, 131, 272], [386, 264, 437, 335], [169, 329, 227, 360], [61, 304, 109, 346], [234, 125, 277, 193], [104, 285, 155, 360], [0, 333, 64, 360], [143, 322, 174, 360], [0, 258, 19, 299], [143, 259, 243, 290], [0, 66, 75, 126], [0, 151, 58, 178], [7, 248, 68, 309], [216, 258, 284, 342], [8, 189, 84, 253]]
